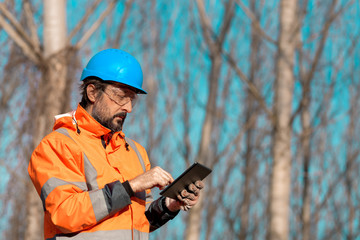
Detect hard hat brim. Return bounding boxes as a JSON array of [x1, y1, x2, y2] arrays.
[[81, 71, 147, 94]]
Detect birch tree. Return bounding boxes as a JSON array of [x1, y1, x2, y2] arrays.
[[0, 1, 118, 239], [25, 1, 68, 239], [267, 0, 298, 239]]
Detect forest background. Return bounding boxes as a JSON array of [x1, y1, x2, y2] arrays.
[[0, 0, 359, 240]]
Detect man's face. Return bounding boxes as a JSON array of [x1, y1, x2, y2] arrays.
[[91, 84, 137, 132]]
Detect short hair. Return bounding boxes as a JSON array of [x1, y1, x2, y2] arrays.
[[79, 77, 108, 109]]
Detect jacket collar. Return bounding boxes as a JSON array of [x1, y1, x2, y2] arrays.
[[53, 104, 126, 141], [73, 104, 111, 137]]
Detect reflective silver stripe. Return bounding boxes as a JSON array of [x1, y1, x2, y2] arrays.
[[88, 189, 109, 222], [125, 137, 146, 172], [83, 153, 98, 190], [125, 137, 149, 206], [134, 229, 150, 240], [55, 128, 71, 138], [47, 229, 149, 240], [41, 177, 87, 210], [55, 128, 99, 191]]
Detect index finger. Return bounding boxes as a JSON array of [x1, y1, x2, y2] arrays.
[[164, 170, 174, 183], [155, 166, 174, 183]]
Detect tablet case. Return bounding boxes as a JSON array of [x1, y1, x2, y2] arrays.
[[160, 162, 212, 199]]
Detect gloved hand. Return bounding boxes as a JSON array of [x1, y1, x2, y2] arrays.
[[165, 180, 204, 211]]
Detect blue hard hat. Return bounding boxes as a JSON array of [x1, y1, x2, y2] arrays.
[[81, 49, 147, 94]]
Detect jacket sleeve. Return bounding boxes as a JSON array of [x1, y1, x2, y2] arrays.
[[145, 196, 179, 232], [28, 133, 132, 233]]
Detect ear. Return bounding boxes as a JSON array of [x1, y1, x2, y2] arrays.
[[86, 84, 98, 103]]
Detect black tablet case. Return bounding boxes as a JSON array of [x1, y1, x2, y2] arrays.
[[160, 162, 212, 199]]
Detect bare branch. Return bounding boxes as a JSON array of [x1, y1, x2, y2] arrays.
[[0, 3, 41, 59], [23, 0, 41, 53], [74, 0, 117, 49], [195, 0, 217, 54], [235, 0, 276, 44], [290, 0, 352, 125], [195, 0, 273, 122], [218, 0, 235, 46], [222, 50, 274, 123], [67, 0, 102, 43], [0, 13, 40, 64], [113, 0, 134, 48]]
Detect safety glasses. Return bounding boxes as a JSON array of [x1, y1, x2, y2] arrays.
[[101, 86, 138, 107]]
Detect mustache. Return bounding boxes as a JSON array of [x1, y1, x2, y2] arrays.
[[113, 112, 127, 119]]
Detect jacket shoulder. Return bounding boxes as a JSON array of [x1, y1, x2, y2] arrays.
[[33, 128, 82, 161]]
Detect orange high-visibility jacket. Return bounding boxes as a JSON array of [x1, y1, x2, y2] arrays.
[[28, 105, 178, 240]]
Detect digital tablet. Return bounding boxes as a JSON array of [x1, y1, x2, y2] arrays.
[[160, 162, 212, 199]]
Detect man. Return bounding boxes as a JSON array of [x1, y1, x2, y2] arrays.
[[28, 49, 204, 240]]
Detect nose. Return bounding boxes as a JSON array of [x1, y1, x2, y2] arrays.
[[122, 100, 132, 113]]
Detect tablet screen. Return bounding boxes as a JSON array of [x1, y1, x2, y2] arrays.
[[160, 162, 212, 199]]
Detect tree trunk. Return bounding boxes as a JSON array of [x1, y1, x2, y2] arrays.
[[42, 0, 68, 118], [25, 1, 68, 240], [184, 54, 222, 240], [186, 1, 235, 238], [239, 1, 261, 238], [267, 0, 297, 240], [300, 91, 311, 240], [344, 86, 359, 240]]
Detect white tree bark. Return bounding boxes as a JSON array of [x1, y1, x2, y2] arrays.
[[25, 1, 67, 240], [42, 0, 68, 119], [267, 0, 298, 240], [0, 1, 117, 239]]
